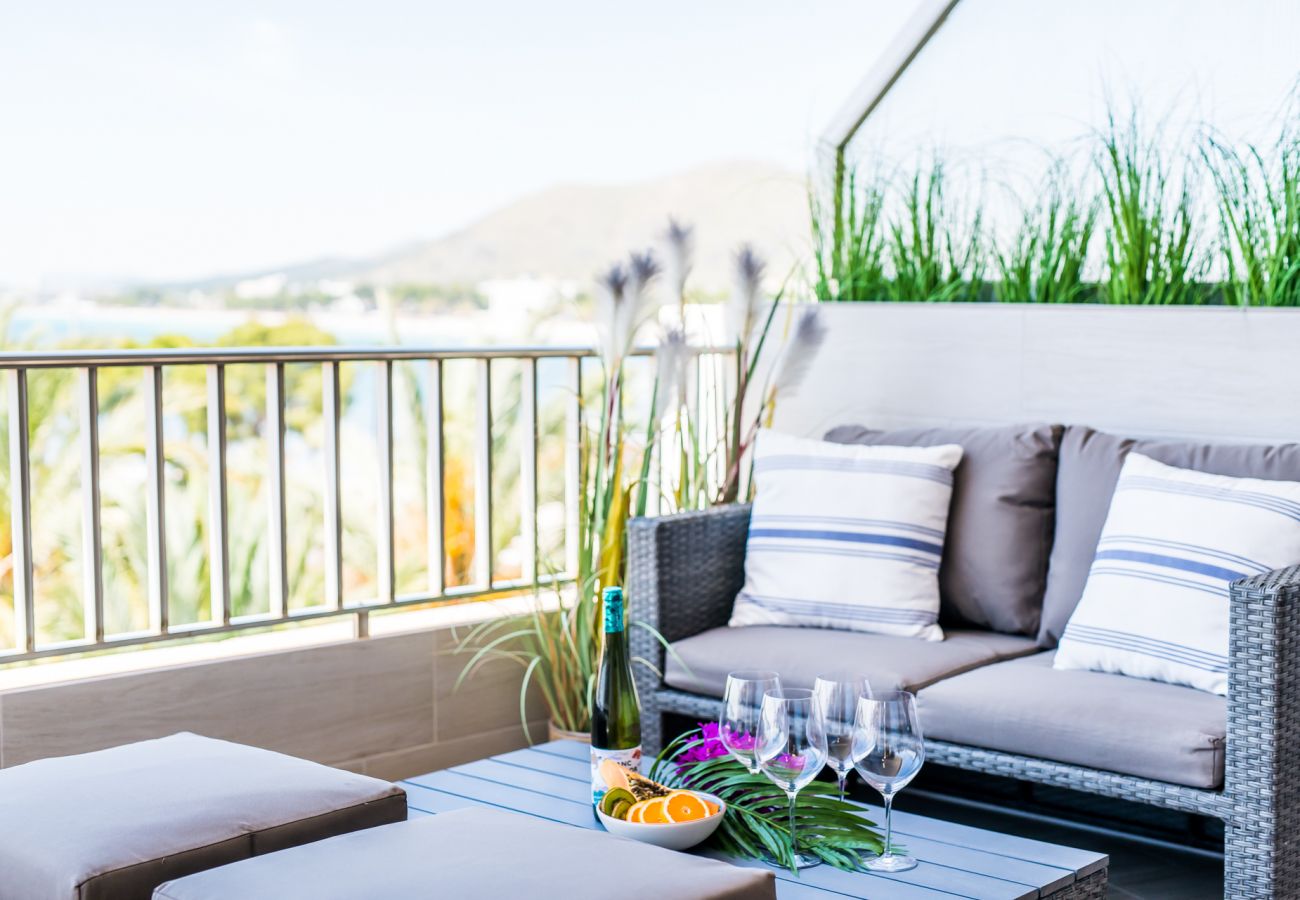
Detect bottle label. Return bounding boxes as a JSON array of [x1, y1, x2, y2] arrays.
[[591, 744, 642, 806]]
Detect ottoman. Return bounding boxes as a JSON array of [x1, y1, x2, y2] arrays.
[[0, 732, 406, 900], [153, 807, 777, 899]]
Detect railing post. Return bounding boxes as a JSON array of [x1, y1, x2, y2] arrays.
[[322, 361, 344, 609], [206, 365, 231, 625], [425, 359, 445, 595], [519, 358, 539, 584], [376, 360, 395, 603], [143, 366, 169, 634], [266, 363, 289, 617], [7, 369, 35, 653], [564, 356, 582, 578], [474, 358, 493, 589], [78, 368, 105, 643]]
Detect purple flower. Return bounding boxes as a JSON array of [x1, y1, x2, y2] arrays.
[[720, 724, 755, 751], [675, 723, 731, 769], [774, 752, 806, 771]]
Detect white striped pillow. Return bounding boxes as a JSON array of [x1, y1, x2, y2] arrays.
[[729, 430, 962, 641], [1055, 452, 1300, 695]]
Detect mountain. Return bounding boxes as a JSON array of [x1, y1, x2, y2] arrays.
[[357, 160, 809, 292]]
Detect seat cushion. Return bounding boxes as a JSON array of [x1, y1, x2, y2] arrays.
[[918, 652, 1226, 789], [0, 732, 407, 900], [153, 808, 777, 900], [1039, 425, 1300, 647], [730, 430, 962, 640], [827, 422, 1061, 637], [664, 626, 1039, 697]]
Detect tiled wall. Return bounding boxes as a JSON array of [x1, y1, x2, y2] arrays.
[[0, 627, 547, 780]]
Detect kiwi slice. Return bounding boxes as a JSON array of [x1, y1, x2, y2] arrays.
[[610, 799, 632, 820], [599, 787, 636, 817]]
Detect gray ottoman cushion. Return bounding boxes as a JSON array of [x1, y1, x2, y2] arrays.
[[153, 808, 777, 899], [827, 422, 1061, 636], [1038, 425, 1300, 646], [0, 732, 406, 900], [665, 626, 1039, 697], [918, 652, 1226, 788]]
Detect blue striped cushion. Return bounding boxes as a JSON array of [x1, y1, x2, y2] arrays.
[[729, 430, 962, 640], [1055, 452, 1300, 694]]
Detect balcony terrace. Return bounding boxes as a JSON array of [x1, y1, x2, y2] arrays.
[[3, 2, 1299, 899]]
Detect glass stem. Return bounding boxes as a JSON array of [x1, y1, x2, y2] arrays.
[[788, 790, 798, 856], [882, 793, 894, 859], [837, 772, 847, 803]]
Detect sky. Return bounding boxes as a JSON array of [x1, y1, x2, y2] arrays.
[[0, 0, 1296, 289], [0, 1, 908, 287]]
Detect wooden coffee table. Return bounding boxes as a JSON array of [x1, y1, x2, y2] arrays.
[[402, 740, 1108, 899]]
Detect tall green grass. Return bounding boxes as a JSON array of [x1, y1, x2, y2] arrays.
[[1204, 127, 1300, 307], [996, 168, 1099, 303], [1096, 112, 1207, 305], [888, 160, 986, 302], [810, 167, 888, 301], [812, 105, 1300, 306]]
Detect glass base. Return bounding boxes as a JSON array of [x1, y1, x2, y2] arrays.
[[865, 853, 917, 873], [789, 851, 823, 870]]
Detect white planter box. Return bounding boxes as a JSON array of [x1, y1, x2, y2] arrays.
[[770, 303, 1300, 444]]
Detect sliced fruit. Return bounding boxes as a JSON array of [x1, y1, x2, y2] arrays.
[[639, 797, 672, 824], [610, 799, 632, 820], [599, 787, 637, 817], [663, 790, 712, 823], [598, 758, 633, 792], [624, 770, 672, 802], [704, 800, 720, 816]]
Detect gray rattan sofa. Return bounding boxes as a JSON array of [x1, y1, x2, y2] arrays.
[[627, 430, 1300, 899]]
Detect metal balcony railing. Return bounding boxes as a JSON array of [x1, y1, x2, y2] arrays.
[[0, 345, 723, 663]]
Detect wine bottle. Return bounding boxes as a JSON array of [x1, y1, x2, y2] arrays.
[[590, 586, 642, 806]]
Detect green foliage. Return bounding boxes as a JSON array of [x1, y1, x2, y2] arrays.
[[1204, 127, 1300, 307], [1096, 112, 1207, 305], [649, 729, 885, 873], [888, 160, 986, 303], [996, 167, 1099, 303], [813, 106, 1300, 305], [811, 166, 889, 301]]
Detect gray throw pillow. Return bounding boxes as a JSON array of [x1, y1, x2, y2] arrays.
[[1037, 425, 1300, 647], [825, 423, 1062, 636]]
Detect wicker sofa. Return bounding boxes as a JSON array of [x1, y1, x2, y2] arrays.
[[628, 496, 1300, 900]]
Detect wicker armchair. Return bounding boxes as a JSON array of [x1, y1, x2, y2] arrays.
[[626, 503, 1300, 899]]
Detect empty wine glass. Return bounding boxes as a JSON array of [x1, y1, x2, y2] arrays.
[[813, 675, 872, 801], [852, 691, 925, 872], [756, 688, 828, 870], [720, 670, 781, 774]]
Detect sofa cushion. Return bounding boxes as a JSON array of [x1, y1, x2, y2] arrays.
[[0, 732, 407, 900], [665, 626, 1039, 698], [1039, 425, 1300, 647], [1055, 453, 1300, 695], [152, 808, 777, 900], [730, 429, 962, 641], [918, 652, 1226, 789], [826, 423, 1061, 637]]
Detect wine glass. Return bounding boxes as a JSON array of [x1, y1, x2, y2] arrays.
[[852, 691, 925, 872], [813, 675, 872, 801], [756, 688, 828, 870], [720, 670, 781, 774]]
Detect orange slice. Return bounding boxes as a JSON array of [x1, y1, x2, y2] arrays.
[[626, 800, 648, 824], [639, 797, 671, 824], [704, 800, 720, 816], [663, 790, 712, 823]]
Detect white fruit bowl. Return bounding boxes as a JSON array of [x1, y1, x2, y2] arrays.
[[596, 791, 727, 851]]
